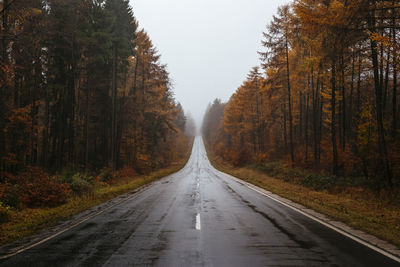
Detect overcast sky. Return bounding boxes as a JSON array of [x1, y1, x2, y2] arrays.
[[130, 0, 289, 126]]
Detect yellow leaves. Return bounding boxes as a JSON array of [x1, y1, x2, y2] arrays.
[[369, 32, 392, 48], [31, 8, 42, 16], [120, 26, 187, 169], [331, 0, 344, 10], [357, 104, 378, 149]]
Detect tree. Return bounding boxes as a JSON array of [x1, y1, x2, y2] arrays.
[[105, 0, 135, 172], [261, 5, 295, 166], [205, 1, 399, 185]]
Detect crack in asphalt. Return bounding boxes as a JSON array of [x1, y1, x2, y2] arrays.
[[225, 184, 316, 250]]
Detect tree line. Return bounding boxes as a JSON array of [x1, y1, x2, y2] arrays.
[[202, 0, 399, 186], [0, 0, 192, 176]]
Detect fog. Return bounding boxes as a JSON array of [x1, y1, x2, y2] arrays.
[[130, 0, 289, 127]]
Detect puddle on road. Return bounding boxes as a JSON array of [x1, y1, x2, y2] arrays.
[[195, 213, 201, 230]]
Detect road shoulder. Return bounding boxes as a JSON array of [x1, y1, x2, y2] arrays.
[[218, 169, 400, 262]]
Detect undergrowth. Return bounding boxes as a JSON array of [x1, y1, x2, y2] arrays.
[[0, 139, 193, 246]]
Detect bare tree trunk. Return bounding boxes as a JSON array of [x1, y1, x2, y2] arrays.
[[85, 72, 90, 169], [132, 57, 139, 165], [1, 0, 8, 63], [282, 103, 288, 153], [357, 49, 362, 115], [349, 51, 355, 138], [383, 45, 390, 113], [340, 53, 346, 151], [368, 7, 392, 185], [41, 85, 50, 167], [0, 1, 8, 171], [319, 94, 323, 163], [312, 68, 318, 164], [305, 93, 309, 165], [111, 44, 118, 172], [259, 81, 265, 152], [285, 38, 294, 166], [255, 79, 261, 153], [331, 60, 339, 176], [392, 5, 397, 139], [300, 91, 303, 142]]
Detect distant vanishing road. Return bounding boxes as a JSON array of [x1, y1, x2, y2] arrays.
[[1, 137, 399, 266]]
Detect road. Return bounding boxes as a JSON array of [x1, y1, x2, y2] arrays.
[[1, 137, 399, 266]]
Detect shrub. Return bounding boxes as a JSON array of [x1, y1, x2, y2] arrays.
[[0, 183, 20, 208], [135, 154, 152, 175], [115, 166, 136, 179], [70, 173, 94, 195], [0, 177, 20, 208], [231, 148, 251, 167], [301, 173, 335, 191], [18, 167, 71, 208], [0, 202, 11, 224], [98, 168, 113, 183], [59, 167, 77, 184], [260, 162, 282, 174]]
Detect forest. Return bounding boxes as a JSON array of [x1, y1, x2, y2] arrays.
[[203, 0, 399, 187], [0, 0, 193, 209]]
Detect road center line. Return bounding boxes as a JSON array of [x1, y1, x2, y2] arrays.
[[195, 213, 201, 230]]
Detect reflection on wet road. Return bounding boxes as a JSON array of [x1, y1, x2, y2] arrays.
[[1, 137, 398, 266]]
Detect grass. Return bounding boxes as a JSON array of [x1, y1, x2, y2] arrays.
[[0, 143, 193, 246], [207, 150, 400, 248]]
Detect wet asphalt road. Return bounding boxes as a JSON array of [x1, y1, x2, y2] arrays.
[[1, 137, 399, 267]]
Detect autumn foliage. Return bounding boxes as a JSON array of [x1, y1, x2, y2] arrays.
[[0, 1, 193, 209], [1, 167, 70, 208], [203, 0, 399, 186]]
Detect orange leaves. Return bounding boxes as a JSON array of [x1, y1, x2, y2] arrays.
[[369, 32, 391, 46], [3, 104, 41, 169], [1, 167, 71, 208], [0, 63, 13, 76], [120, 29, 189, 171], [205, 0, 400, 184], [115, 166, 137, 179]]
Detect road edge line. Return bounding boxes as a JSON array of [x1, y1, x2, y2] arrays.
[[221, 170, 400, 263], [0, 180, 157, 261], [0, 139, 196, 261]]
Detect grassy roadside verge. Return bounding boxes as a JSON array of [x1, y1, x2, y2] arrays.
[[206, 149, 400, 248], [0, 140, 193, 246]]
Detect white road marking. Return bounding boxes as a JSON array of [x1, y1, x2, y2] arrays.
[[221, 171, 400, 263], [0, 181, 157, 260], [0, 140, 197, 260], [195, 213, 201, 230]]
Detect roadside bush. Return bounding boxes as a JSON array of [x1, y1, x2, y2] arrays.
[[70, 173, 94, 195], [0, 178, 20, 208], [259, 162, 282, 175], [252, 162, 305, 182], [0, 202, 11, 224], [98, 168, 113, 183], [301, 173, 335, 191], [1, 168, 71, 208], [19, 167, 71, 208], [231, 148, 251, 167], [59, 167, 78, 184], [135, 154, 152, 175], [115, 166, 136, 179]]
